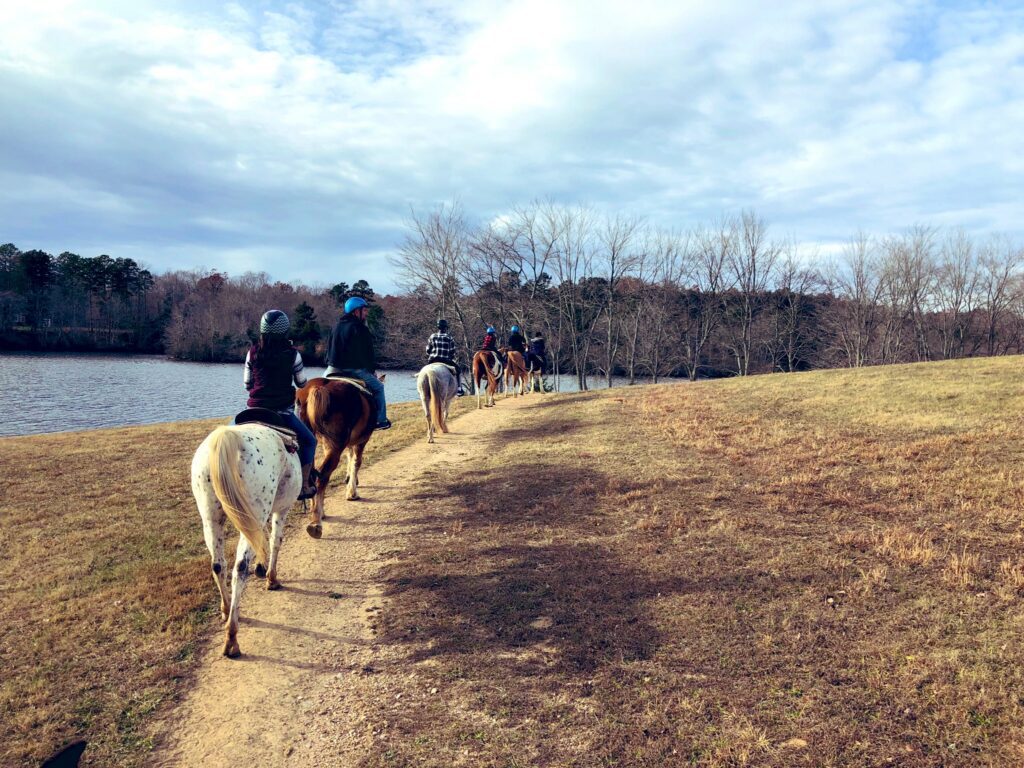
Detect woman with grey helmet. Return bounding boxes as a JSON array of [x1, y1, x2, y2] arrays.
[[242, 309, 318, 499]]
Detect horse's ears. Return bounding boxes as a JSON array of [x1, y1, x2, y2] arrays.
[[378, 374, 386, 383]]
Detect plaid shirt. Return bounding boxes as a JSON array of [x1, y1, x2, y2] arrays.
[[425, 332, 457, 362]]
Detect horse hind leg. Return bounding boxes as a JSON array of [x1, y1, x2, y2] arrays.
[[308, 446, 342, 538], [345, 446, 360, 501], [224, 540, 254, 658], [197, 485, 230, 621]]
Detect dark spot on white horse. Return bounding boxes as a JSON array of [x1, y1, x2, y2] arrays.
[[236, 559, 248, 576], [212, 562, 222, 574]]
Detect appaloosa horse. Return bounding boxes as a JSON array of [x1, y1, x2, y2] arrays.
[[417, 362, 458, 443], [472, 350, 502, 409], [501, 348, 529, 398], [296, 375, 381, 538], [191, 422, 301, 657]]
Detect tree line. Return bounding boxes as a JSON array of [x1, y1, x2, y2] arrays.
[[392, 203, 1024, 388], [2, 204, 1023, 385]]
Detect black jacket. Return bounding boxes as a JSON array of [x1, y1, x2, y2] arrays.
[[327, 313, 376, 371], [507, 332, 527, 353]]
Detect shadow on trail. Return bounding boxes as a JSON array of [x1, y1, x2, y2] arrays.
[[381, 460, 681, 676]]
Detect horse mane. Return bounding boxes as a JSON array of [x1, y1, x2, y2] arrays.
[[207, 426, 270, 565]]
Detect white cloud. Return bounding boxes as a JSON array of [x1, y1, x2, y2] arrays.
[[0, 0, 1021, 290]]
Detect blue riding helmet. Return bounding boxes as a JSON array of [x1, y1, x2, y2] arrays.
[[510, 325, 520, 333], [344, 296, 368, 314], [486, 326, 495, 334]]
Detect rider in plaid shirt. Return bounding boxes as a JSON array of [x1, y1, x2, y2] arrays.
[[426, 319, 465, 395]]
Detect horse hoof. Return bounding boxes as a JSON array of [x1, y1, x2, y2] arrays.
[[306, 523, 323, 539], [254, 563, 267, 579], [346, 493, 360, 501], [223, 643, 241, 658], [266, 578, 282, 591]]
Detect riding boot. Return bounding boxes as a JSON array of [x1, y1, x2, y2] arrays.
[[298, 463, 318, 500]]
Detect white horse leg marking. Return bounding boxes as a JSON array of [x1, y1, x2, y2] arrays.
[[345, 447, 359, 500]]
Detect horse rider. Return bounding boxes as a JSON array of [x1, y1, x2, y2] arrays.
[[506, 325, 527, 363], [480, 325, 503, 367], [425, 319, 466, 396], [528, 329, 547, 373], [325, 296, 391, 430], [242, 309, 318, 499]]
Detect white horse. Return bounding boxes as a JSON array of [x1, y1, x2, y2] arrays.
[[191, 423, 301, 657], [417, 362, 458, 443]]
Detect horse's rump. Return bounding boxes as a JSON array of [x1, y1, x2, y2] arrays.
[[300, 378, 374, 448]]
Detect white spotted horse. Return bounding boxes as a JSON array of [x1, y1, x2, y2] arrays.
[[191, 409, 303, 658]]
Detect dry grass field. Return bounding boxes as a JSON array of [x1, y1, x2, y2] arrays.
[[350, 357, 1024, 767], [0, 394, 473, 768], [5, 357, 1024, 767]]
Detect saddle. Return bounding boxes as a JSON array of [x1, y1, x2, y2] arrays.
[[233, 408, 300, 453], [324, 373, 373, 398]]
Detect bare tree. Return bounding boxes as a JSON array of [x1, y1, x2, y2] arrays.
[[682, 222, 729, 379], [978, 236, 1023, 356], [826, 233, 884, 368], [768, 245, 823, 372], [934, 230, 981, 359], [392, 203, 474, 364], [721, 211, 781, 375], [552, 206, 599, 390], [595, 214, 643, 387]]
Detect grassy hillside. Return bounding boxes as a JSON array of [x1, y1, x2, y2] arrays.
[[0, 396, 473, 768], [5, 357, 1024, 766], [359, 357, 1024, 767]]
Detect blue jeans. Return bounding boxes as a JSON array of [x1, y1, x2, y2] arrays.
[[280, 411, 317, 465], [234, 409, 316, 465], [325, 367, 387, 424]]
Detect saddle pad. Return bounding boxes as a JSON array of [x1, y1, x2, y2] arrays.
[[324, 375, 373, 397], [236, 422, 300, 453]]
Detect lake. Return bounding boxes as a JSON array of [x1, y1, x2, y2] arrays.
[[0, 352, 636, 436]]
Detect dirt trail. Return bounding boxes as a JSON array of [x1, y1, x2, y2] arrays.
[[157, 395, 534, 768]]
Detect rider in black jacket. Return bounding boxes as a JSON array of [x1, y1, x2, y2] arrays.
[[325, 297, 390, 429]]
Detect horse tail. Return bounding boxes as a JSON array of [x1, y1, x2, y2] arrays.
[[428, 371, 445, 430], [207, 426, 269, 566], [308, 385, 332, 433]]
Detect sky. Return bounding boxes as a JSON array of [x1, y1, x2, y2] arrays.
[[1, 0, 1022, 292]]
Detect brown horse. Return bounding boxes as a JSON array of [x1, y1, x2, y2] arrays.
[[501, 348, 529, 397], [472, 350, 501, 409], [295, 374, 383, 538]]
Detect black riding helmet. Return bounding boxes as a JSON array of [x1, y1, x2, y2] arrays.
[[437, 319, 448, 331]]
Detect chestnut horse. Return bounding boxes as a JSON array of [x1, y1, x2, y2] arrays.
[[472, 350, 502, 409], [191, 423, 301, 657], [296, 375, 382, 538], [416, 362, 458, 443], [501, 348, 529, 398]]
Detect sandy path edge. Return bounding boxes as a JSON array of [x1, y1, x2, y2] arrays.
[[154, 395, 535, 768]]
